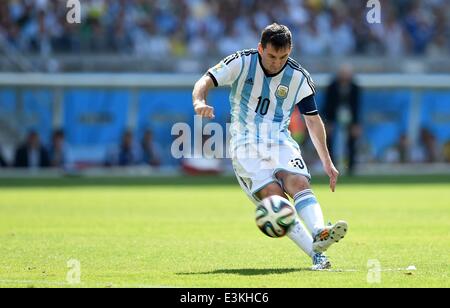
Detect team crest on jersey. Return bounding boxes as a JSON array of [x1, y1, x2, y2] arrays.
[[276, 85, 289, 99]]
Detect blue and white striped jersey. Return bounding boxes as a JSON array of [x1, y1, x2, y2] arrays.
[[207, 49, 317, 152]]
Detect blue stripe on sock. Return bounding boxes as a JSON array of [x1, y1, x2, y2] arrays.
[[295, 196, 318, 212], [294, 189, 313, 200]]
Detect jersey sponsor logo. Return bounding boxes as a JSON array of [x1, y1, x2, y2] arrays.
[[245, 78, 254, 85], [276, 85, 289, 99]]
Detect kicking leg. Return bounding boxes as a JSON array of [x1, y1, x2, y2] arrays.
[[256, 183, 315, 258], [276, 171, 325, 235], [276, 171, 348, 254]]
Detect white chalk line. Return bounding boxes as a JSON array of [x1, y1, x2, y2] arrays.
[[321, 267, 417, 273]]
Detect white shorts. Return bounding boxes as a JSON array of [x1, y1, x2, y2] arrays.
[[232, 143, 311, 205]]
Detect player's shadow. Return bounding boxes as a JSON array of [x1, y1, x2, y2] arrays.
[[177, 268, 310, 276]]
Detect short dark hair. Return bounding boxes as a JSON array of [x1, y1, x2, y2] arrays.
[[53, 129, 64, 139], [260, 23, 292, 50]]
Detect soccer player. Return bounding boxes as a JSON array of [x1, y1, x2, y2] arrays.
[[192, 23, 348, 270]]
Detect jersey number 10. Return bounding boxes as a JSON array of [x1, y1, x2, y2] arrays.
[[255, 96, 271, 116]]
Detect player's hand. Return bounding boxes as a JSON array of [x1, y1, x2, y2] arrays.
[[194, 100, 215, 119], [324, 162, 339, 192]]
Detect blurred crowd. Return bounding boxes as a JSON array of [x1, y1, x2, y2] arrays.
[[0, 0, 449, 58], [1, 126, 448, 173], [0, 129, 162, 169]]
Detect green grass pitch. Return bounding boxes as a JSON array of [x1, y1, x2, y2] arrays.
[[0, 176, 449, 288]]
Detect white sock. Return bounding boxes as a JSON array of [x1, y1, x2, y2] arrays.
[[287, 217, 314, 258], [294, 189, 325, 236]]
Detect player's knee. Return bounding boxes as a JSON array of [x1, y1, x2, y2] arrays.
[[256, 183, 285, 200], [277, 173, 310, 196]]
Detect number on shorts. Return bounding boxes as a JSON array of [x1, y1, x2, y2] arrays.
[[290, 158, 305, 170]]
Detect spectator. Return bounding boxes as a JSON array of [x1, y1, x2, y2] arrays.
[[403, 1, 435, 55], [443, 141, 450, 163], [0, 0, 448, 59], [298, 19, 329, 57], [0, 145, 7, 167], [132, 20, 171, 57], [328, 9, 355, 57], [383, 134, 410, 163], [383, 130, 440, 164], [14, 131, 50, 168], [323, 64, 362, 175], [414, 127, 439, 163], [141, 130, 162, 167], [398, 134, 410, 163], [371, 11, 407, 57], [105, 130, 141, 167], [49, 129, 72, 168]]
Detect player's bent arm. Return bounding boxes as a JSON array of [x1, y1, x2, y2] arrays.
[[192, 74, 216, 119], [304, 114, 333, 167], [304, 114, 340, 191]]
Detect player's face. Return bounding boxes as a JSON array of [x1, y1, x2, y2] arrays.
[[258, 43, 291, 74]]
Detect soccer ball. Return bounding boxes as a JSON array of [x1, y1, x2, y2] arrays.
[[255, 196, 296, 238]]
